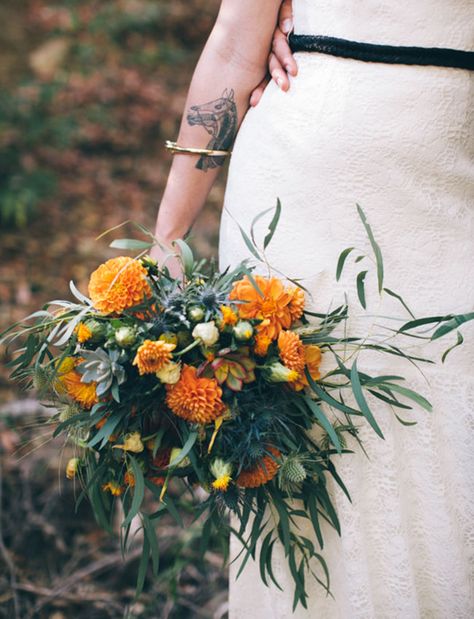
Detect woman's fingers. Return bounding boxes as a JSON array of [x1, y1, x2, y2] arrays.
[[279, 0, 293, 35], [269, 52, 290, 91], [272, 26, 298, 78], [249, 76, 269, 107]]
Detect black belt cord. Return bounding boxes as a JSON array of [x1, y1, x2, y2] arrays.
[[288, 34, 474, 71]]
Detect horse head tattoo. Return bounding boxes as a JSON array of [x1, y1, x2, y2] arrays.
[[187, 89, 237, 171]]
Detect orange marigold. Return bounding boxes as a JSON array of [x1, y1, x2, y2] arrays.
[[57, 357, 98, 409], [278, 330, 306, 372], [165, 365, 225, 424], [287, 286, 305, 321], [133, 339, 176, 375], [229, 275, 295, 342], [254, 332, 272, 357], [236, 446, 281, 488], [88, 256, 151, 315], [291, 345, 323, 391]]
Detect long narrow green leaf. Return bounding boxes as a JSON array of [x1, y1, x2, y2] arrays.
[[249, 205, 275, 247], [263, 198, 282, 249], [432, 312, 474, 340], [357, 204, 384, 292], [142, 514, 160, 576], [110, 239, 153, 251], [350, 361, 384, 438], [303, 394, 342, 453], [336, 247, 355, 281], [380, 383, 432, 412], [123, 456, 145, 528], [135, 534, 150, 597], [356, 270, 368, 309], [441, 331, 464, 363]]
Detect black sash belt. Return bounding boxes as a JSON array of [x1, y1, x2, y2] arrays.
[[288, 34, 474, 71]]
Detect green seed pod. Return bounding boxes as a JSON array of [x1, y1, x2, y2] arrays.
[[281, 456, 307, 484], [85, 319, 106, 343]]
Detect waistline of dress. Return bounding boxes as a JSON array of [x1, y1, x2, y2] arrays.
[[288, 34, 474, 71]]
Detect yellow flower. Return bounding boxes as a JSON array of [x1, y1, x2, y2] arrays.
[[165, 364, 226, 424], [66, 457, 80, 480], [133, 339, 176, 375], [210, 458, 233, 492], [219, 305, 238, 327], [88, 256, 151, 315], [236, 446, 281, 488], [75, 322, 92, 343], [112, 431, 144, 453], [56, 356, 98, 409], [212, 475, 232, 492], [102, 481, 124, 496]]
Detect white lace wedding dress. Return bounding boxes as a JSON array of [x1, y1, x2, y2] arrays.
[[217, 1, 474, 617]]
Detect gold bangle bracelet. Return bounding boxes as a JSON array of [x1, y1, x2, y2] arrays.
[[165, 140, 232, 157]]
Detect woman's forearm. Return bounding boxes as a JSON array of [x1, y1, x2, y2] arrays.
[[154, 1, 281, 242]]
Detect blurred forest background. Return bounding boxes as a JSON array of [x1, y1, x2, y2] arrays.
[[0, 1, 232, 617]]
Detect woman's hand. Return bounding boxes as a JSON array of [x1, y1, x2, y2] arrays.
[[249, 0, 297, 107]]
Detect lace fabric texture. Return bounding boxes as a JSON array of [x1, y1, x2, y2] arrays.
[[217, 1, 474, 617]]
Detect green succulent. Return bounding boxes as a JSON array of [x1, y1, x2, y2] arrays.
[[77, 348, 126, 397]]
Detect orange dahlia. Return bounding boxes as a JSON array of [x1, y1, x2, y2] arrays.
[[236, 446, 281, 488], [229, 275, 302, 343], [88, 256, 151, 315], [57, 357, 98, 409], [277, 330, 305, 372], [291, 345, 323, 391], [165, 365, 225, 424], [133, 339, 176, 375]]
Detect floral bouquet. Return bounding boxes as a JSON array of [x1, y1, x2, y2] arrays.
[[2, 204, 472, 610]]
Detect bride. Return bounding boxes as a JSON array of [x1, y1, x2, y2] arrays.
[[152, 0, 474, 617]]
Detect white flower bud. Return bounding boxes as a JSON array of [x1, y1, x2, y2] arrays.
[[233, 320, 254, 341], [114, 326, 136, 348], [192, 320, 220, 346], [264, 362, 299, 383]]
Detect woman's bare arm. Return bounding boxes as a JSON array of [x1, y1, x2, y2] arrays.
[[153, 0, 282, 255]]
